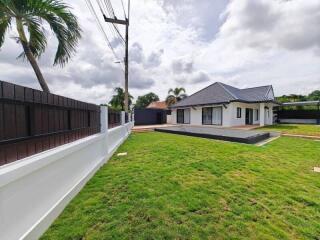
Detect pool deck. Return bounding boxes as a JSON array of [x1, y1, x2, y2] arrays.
[[154, 125, 270, 144]]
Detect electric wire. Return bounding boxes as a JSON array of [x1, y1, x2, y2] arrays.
[[85, 0, 125, 72], [120, 0, 127, 19]]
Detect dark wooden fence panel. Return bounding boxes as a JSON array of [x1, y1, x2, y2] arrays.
[[277, 110, 320, 119], [0, 81, 101, 167], [125, 112, 129, 123], [108, 110, 121, 129]]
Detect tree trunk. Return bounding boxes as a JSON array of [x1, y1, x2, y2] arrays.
[[16, 19, 50, 93]]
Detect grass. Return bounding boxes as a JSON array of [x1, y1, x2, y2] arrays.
[[41, 132, 320, 240], [259, 124, 320, 137]]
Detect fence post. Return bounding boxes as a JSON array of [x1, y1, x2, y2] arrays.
[[121, 111, 126, 125], [100, 106, 108, 133], [100, 106, 109, 158]]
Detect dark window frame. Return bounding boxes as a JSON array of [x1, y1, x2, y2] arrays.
[[177, 108, 190, 124], [177, 109, 184, 124], [237, 107, 242, 118], [255, 109, 259, 121], [184, 108, 191, 124], [202, 107, 213, 125]]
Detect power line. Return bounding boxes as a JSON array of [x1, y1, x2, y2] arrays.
[[102, 0, 130, 112], [96, 0, 117, 41], [84, 0, 124, 68], [112, 23, 125, 43], [104, 0, 115, 17], [120, 0, 127, 18], [103, 0, 125, 43], [98, 0, 125, 44]]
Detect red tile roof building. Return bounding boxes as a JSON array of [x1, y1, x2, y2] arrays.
[[146, 101, 168, 109]]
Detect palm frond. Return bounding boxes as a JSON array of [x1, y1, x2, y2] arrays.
[[178, 87, 186, 94], [26, 0, 81, 66], [166, 95, 177, 106], [17, 16, 47, 59], [0, 10, 11, 48]]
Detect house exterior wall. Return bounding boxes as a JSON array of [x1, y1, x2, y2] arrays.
[[228, 102, 260, 126], [171, 102, 275, 127]]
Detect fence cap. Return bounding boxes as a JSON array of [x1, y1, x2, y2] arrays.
[[282, 101, 320, 106]]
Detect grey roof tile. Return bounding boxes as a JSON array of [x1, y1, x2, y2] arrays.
[[171, 82, 274, 108]]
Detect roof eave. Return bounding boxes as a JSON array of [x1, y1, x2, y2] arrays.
[[169, 101, 231, 109]]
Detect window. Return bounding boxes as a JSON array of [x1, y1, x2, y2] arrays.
[[202, 107, 222, 125], [255, 109, 259, 121], [177, 109, 184, 124], [184, 109, 190, 124], [237, 107, 242, 118], [202, 107, 212, 125], [177, 109, 190, 124]]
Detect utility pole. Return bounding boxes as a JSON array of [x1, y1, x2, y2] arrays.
[[124, 21, 129, 113], [103, 1, 130, 112]]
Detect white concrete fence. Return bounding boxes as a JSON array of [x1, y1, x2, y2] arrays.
[[0, 106, 134, 240]]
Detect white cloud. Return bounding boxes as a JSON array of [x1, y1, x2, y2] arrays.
[[0, 0, 319, 104]]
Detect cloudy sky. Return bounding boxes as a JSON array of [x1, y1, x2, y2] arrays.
[[0, 0, 319, 104]]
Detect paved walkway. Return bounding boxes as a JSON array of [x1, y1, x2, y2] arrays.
[[282, 133, 320, 140]]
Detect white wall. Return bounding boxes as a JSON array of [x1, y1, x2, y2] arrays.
[[190, 107, 202, 125], [171, 102, 275, 127], [171, 109, 177, 124], [228, 102, 261, 127], [0, 107, 134, 240]]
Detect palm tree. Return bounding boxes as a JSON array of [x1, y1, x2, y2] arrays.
[[166, 87, 187, 106], [0, 0, 81, 92], [109, 87, 133, 111]]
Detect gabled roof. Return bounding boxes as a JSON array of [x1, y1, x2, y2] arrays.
[[146, 101, 168, 109], [171, 82, 275, 108]]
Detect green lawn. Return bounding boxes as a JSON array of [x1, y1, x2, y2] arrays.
[[259, 124, 320, 137], [41, 133, 320, 240]]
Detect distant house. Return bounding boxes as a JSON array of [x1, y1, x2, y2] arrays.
[[170, 82, 278, 127], [146, 101, 168, 110]]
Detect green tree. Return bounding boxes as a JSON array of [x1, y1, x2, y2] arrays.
[[0, 0, 81, 92], [135, 92, 160, 109], [308, 90, 320, 101], [276, 94, 307, 103], [166, 87, 187, 106], [109, 87, 133, 111]]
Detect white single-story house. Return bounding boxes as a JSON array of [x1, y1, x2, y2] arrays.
[[170, 82, 278, 127]]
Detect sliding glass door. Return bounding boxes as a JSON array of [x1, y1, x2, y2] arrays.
[[202, 107, 212, 125], [202, 107, 222, 125], [212, 107, 222, 125], [177, 109, 190, 124]]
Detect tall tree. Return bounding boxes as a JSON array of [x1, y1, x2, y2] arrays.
[[135, 92, 159, 109], [166, 87, 187, 106], [0, 0, 81, 92], [109, 87, 133, 111]]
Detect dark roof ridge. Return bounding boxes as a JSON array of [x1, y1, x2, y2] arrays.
[[216, 82, 238, 100], [240, 85, 272, 90], [171, 82, 220, 106]]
